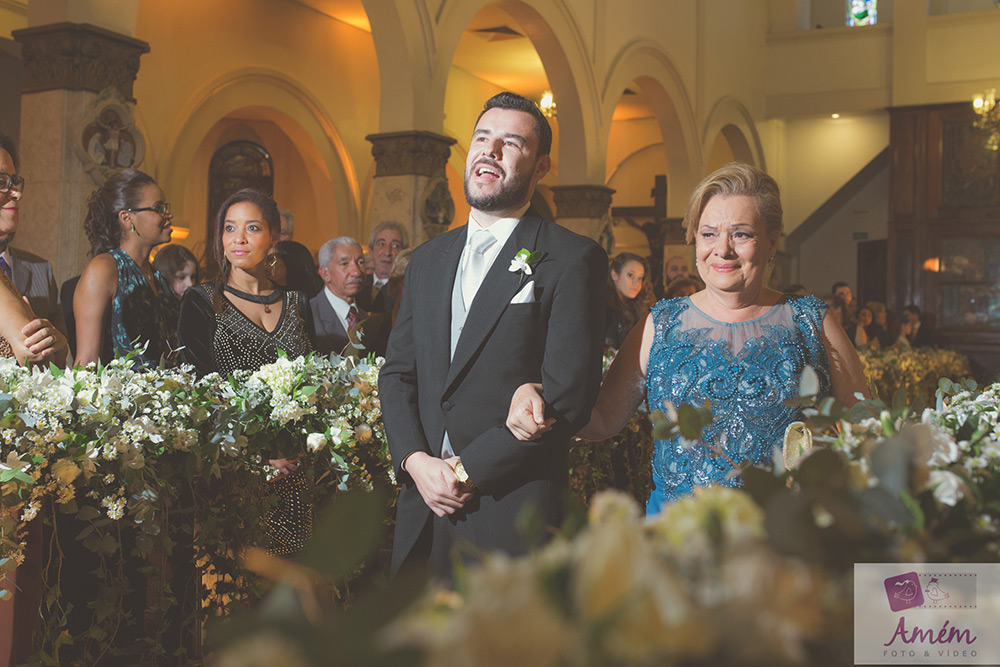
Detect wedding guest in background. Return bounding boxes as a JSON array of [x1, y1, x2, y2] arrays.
[[0, 133, 66, 338], [899, 304, 933, 348], [664, 276, 702, 300], [508, 163, 869, 513], [831, 281, 857, 323], [268, 239, 323, 299], [278, 208, 295, 241], [0, 132, 67, 367], [605, 252, 654, 350], [845, 305, 881, 350], [782, 283, 807, 297], [177, 188, 315, 557], [865, 301, 893, 348], [822, 294, 846, 329], [309, 236, 382, 357], [152, 244, 200, 298], [357, 220, 407, 313], [177, 189, 313, 377], [74, 169, 178, 367], [664, 254, 690, 283]]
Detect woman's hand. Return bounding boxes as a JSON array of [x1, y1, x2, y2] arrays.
[[269, 458, 299, 476], [22, 317, 68, 365], [506, 382, 554, 441]]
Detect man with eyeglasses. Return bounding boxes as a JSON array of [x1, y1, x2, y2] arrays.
[[0, 131, 67, 338], [357, 220, 408, 314]]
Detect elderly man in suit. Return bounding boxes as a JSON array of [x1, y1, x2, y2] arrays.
[[356, 221, 407, 314], [379, 92, 607, 580], [0, 132, 65, 336], [310, 236, 376, 356]]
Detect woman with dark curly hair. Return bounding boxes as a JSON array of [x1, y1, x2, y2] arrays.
[[604, 252, 655, 350], [74, 169, 178, 366]]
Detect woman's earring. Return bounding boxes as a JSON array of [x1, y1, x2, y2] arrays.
[[131, 223, 137, 233], [267, 255, 278, 270]]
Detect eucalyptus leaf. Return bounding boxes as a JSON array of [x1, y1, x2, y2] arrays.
[[798, 365, 820, 397]]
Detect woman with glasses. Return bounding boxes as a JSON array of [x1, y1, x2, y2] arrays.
[[74, 168, 179, 366]]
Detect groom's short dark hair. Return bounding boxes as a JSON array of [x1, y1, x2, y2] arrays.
[[476, 92, 552, 157]]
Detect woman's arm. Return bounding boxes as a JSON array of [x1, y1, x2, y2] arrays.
[[578, 313, 654, 440], [821, 310, 870, 406], [507, 312, 655, 442], [73, 255, 117, 366]]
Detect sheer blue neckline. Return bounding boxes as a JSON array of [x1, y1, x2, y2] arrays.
[[684, 295, 786, 327]]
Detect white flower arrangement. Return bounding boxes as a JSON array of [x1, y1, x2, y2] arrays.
[[0, 351, 392, 565]]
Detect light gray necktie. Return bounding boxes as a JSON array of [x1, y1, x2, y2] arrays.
[[462, 229, 497, 309]]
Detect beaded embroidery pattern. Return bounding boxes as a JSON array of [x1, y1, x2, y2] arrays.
[[645, 294, 830, 513]]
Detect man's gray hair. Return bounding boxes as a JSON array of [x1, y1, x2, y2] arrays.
[[318, 236, 362, 267], [368, 220, 409, 249], [279, 209, 295, 236]]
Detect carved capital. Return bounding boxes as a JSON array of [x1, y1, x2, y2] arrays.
[[366, 131, 456, 177], [551, 184, 616, 219], [13, 23, 149, 101]]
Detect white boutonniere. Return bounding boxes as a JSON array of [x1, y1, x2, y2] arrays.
[[509, 248, 542, 285]]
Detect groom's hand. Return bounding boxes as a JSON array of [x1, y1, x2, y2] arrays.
[[405, 452, 474, 517], [506, 382, 554, 441]]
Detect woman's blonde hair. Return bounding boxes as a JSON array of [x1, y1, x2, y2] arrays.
[[683, 162, 782, 244]]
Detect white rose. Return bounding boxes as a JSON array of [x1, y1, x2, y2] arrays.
[[306, 433, 328, 453], [928, 470, 964, 507]]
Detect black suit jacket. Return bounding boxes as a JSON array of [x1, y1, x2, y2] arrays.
[[309, 290, 386, 357], [10, 247, 66, 335], [379, 214, 607, 575], [355, 273, 389, 313], [309, 290, 354, 356]]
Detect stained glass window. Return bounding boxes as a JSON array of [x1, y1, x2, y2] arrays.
[[847, 0, 877, 26]]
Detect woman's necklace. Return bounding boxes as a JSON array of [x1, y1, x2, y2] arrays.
[[223, 284, 282, 313]]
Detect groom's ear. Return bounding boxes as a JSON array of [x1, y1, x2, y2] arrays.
[[532, 154, 551, 184]]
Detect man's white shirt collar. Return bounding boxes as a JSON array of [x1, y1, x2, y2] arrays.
[[323, 287, 355, 330], [465, 203, 530, 253]]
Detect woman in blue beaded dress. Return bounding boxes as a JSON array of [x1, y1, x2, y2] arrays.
[[74, 169, 179, 367], [507, 163, 868, 514]]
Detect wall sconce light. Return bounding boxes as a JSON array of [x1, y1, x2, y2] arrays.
[[538, 90, 556, 118], [972, 88, 1000, 151]]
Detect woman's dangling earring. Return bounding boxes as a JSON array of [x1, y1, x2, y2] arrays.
[[131, 223, 137, 234]]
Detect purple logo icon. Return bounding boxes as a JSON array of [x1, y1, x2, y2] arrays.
[[884, 571, 925, 612]]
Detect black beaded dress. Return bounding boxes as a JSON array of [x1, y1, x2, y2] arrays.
[[177, 283, 316, 555]]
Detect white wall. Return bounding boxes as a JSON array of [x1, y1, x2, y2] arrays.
[[797, 161, 888, 296]]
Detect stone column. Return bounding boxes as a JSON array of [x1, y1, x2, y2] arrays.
[[12, 22, 149, 283], [366, 130, 456, 247], [551, 184, 616, 243]]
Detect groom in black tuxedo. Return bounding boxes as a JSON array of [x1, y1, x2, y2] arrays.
[[379, 92, 607, 579]]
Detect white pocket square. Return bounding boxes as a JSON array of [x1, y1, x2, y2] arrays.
[[510, 281, 536, 304]]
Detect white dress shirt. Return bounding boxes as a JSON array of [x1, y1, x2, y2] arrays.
[[323, 287, 356, 333]]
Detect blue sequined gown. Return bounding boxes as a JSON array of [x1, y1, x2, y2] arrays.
[[645, 295, 830, 514]]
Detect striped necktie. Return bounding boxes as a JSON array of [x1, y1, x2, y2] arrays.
[[0, 256, 9, 281]]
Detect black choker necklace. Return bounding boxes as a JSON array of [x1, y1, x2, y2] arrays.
[[224, 284, 282, 313]]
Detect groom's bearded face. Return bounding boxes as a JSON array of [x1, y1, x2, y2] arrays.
[[464, 107, 546, 214], [464, 158, 537, 212]]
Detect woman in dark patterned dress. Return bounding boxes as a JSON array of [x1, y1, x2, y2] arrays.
[[177, 188, 315, 555], [74, 169, 179, 367]]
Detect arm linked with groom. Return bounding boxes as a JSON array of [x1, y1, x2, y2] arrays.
[[379, 92, 607, 580]]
